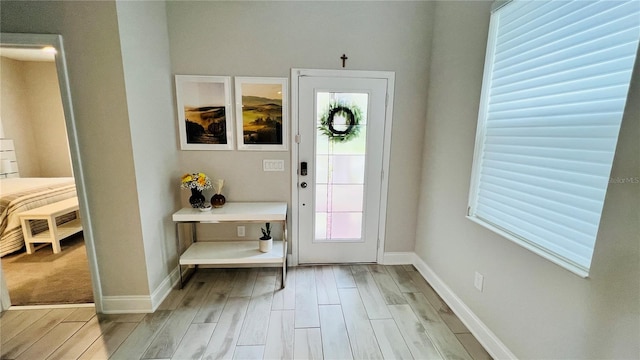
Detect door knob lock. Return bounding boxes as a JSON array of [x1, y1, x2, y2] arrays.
[[300, 182, 308, 188]]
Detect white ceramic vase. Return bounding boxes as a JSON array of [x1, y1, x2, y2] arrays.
[[259, 238, 272, 253]]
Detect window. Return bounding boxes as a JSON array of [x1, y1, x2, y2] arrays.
[[468, 0, 640, 277]]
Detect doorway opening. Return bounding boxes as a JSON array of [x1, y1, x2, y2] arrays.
[[0, 34, 101, 311]]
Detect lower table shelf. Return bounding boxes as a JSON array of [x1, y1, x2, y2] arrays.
[[179, 240, 286, 266]]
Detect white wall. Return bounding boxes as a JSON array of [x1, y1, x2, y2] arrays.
[[417, 2, 640, 358], [115, 0, 181, 295], [23, 61, 73, 177], [0, 57, 39, 176], [165, 1, 435, 252], [1, 58, 72, 177]]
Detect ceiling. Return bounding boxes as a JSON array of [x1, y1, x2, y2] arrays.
[[0, 47, 55, 62]]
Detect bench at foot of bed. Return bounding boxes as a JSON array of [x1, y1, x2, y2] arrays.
[[18, 197, 82, 254]]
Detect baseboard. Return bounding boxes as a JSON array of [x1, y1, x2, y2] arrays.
[[101, 295, 153, 314], [412, 255, 517, 359], [102, 267, 181, 314], [150, 266, 181, 311], [382, 251, 415, 265]]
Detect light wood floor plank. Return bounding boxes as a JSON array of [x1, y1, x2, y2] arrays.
[[1, 309, 51, 345], [318, 305, 353, 360], [15, 321, 83, 360], [370, 319, 414, 360], [407, 271, 469, 333], [193, 269, 238, 323], [109, 310, 172, 360], [315, 266, 340, 305], [77, 322, 138, 360], [202, 296, 250, 360], [47, 316, 114, 360], [238, 275, 276, 345], [1, 308, 75, 359], [0, 267, 492, 360], [263, 310, 295, 360], [338, 288, 384, 359], [213, 269, 239, 292], [386, 265, 420, 293], [142, 281, 212, 359], [192, 289, 228, 324], [388, 304, 443, 360], [157, 278, 198, 310], [293, 328, 323, 360], [230, 269, 258, 297], [456, 333, 493, 360], [233, 345, 264, 360], [272, 267, 296, 310], [97, 313, 146, 323], [295, 267, 319, 328], [350, 266, 392, 319], [368, 265, 407, 305], [332, 265, 356, 288], [170, 323, 216, 360], [63, 307, 96, 322], [404, 292, 473, 360]]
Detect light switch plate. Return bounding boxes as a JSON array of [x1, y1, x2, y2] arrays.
[[263, 159, 284, 172]]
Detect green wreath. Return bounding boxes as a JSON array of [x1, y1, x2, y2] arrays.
[[318, 101, 363, 143]]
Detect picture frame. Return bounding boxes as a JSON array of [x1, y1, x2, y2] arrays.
[[235, 77, 288, 151], [175, 75, 234, 150]]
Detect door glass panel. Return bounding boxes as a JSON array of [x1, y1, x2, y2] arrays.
[[314, 92, 368, 242]]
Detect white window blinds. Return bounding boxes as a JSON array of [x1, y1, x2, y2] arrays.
[[468, 0, 640, 276]]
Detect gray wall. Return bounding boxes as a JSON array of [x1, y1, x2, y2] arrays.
[[115, 0, 181, 296], [166, 1, 435, 252], [1, 1, 153, 298], [417, 2, 640, 358]]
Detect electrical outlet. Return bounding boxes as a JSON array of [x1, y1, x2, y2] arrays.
[[474, 271, 484, 292], [237, 226, 245, 237]]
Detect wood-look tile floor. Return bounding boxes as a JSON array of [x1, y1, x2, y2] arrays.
[[0, 265, 492, 360]]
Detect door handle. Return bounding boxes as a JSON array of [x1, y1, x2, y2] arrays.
[[300, 182, 308, 188]]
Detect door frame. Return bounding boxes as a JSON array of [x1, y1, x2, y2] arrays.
[[0, 33, 103, 312], [290, 68, 395, 266]]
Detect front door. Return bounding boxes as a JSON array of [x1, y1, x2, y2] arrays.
[[297, 73, 391, 263]]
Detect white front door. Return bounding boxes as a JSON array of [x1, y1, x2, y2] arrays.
[[296, 72, 391, 264]]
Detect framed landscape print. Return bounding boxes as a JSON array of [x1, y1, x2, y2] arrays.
[[235, 77, 288, 151], [175, 75, 234, 150]]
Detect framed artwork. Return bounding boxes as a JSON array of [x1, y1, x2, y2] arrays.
[[235, 77, 288, 151], [175, 75, 234, 150]]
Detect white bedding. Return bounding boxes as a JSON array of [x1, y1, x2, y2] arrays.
[[0, 177, 75, 196], [0, 177, 77, 256]]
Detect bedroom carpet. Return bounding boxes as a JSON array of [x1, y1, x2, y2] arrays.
[[1, 233, 93, 306]]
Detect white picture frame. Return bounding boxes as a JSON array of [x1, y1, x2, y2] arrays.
[[235, 77, 288, 151], [175, 75, 234, 150]]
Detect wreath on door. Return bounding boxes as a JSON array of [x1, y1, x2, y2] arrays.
[[318, 101, 363, 143]]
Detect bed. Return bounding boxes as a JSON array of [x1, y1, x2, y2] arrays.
[[0, 177, 78, 256]]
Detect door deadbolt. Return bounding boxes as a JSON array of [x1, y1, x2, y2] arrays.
[[300, 182, 308, 188]]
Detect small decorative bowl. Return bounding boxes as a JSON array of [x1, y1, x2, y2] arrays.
[[198, 204, 212, 212]]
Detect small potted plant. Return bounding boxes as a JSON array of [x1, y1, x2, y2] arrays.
[[259, 222, 272, 253]]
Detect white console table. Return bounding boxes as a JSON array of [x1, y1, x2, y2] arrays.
[[172, 202, 287, 288]]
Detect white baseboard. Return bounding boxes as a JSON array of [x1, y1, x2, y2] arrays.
[[412, 255, 517, 359], [102, 267, 181, 314], [150, 266, 181, 311], [101, 295, 153, 314], [382, 252, 415, 265]]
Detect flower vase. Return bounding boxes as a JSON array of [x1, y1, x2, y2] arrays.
[[259, 237, 273, 253], [189, 188, 205, 208], [211, 194, 226, 208]]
